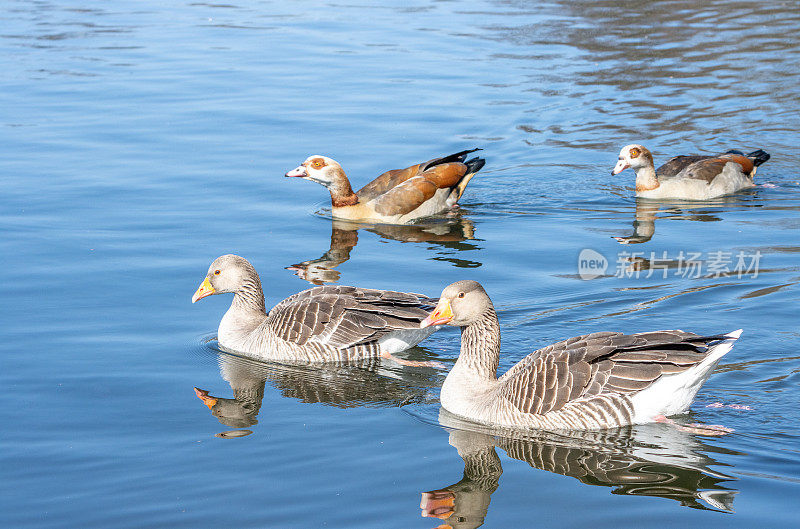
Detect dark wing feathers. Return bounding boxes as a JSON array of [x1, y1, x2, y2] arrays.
[[657, 150, 765, 181], [267, 286, 435, 348], [499, 330, 722, 416], [421, 148, 481, 171], [656, 155, 708, 178], [680, 159, 730, 183]]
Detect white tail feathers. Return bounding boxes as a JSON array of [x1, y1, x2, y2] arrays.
[[632, 330, 742, 424]]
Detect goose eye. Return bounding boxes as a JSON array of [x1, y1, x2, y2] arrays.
[[312, 160, 323, 168], [629, 148, 641, 158], [457, 292, 465, 298], [214, 269, 221, 275]]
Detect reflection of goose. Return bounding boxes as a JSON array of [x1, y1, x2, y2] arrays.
[[421, 411, 737, 527], [614, 196, 760, 245], [285, 149, 485, 223], [286, 227, 359, 285], [421, 281, 741, 430], [612, 144, 769, 199], [194, 349, 439, 429], [192, 254, 441, 367], [287, 218, 479, 284], [613, 200, 658, 244]]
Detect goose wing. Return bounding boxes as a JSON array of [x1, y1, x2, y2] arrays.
[[370, 162, 468, 216], [356, 162, 427, 203], [497, 330, 726, 416], [661, 153, 756, 183], [656, 155, 708, 178], [267, 286, 437, 349], [356, 149, 481, 202]]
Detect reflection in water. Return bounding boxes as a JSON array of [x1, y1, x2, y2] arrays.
[[614, 196, 762, 244], [286, 216, 480, 284], [421, 411, 737, 528], [194, 346, 440, 432], [613, 201, 659, 244], [496, 1, 800, 148]]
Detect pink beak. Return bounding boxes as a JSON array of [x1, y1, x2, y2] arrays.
[[285, 165, 307, 177], [611, 160, 629, 176]]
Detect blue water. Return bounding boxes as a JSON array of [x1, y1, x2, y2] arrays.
[[3, 0, 800, 527]]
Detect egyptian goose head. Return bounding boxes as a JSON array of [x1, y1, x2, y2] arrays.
[[285, 155, 358, 207], [612, 144, 655, 176]]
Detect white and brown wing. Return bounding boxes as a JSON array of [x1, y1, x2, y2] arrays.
[[497, 330, 726, 416]]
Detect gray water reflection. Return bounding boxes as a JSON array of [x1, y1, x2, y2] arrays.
[[483, 0, 800, 158], [195, 346, 441, 432], [287, 217, 481, 284], [422, 411, 738, 528]]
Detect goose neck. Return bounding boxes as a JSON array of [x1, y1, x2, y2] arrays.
[[457, 308, 501, 380], [634, 164, 659, 192], [232, 274, 267, 315], [329, 168, 359, 207]]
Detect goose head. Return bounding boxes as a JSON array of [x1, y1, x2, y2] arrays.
[[420, 280, 493, 328], [612, 144, 654, 175], [191, 254, 260, 303], [285, 155, 347, 189]]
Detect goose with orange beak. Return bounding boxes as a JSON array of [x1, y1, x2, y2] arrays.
[[192, 254, 443, 367], [422, 280, 741, 431]]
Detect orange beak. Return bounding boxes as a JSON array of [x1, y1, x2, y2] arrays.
[[194, 387, 218, 410], [420, 299, 453, 328], [192, 277, 215, 303], [420, 490, 455, 520]]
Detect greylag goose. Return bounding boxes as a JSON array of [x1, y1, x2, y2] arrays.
[[612, 144, 770, 199], [285, 149, 485, 223], [192, 254, 441, 366], [421, 417, 736, 521], [194, 350, 438, 431], [420, 280, 741, 430]]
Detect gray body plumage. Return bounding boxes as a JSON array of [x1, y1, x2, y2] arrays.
[[196, 255, 437, 363], [221, 285, 438, 362], [431, 280, 739, 430], [421, 415, 737, 524]]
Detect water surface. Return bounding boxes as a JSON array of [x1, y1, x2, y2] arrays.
[[3, 0, 800, 527]]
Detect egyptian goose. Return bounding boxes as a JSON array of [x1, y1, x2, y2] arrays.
[[285, 149, 485, 223], [421, 280, 741, 430], [192, 254, 441, 366], [612, 144, 770, 199]]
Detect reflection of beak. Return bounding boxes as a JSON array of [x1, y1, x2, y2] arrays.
[[420, 299, 453, 328], [192, 277, 215, 303], [611, 160, 629, 175], [285, 165, 307, 177], [194, 387, 218, 410], [420, 490, 455, 520]]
